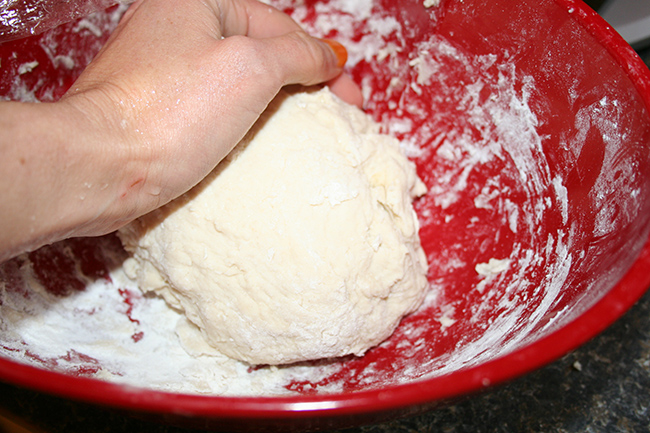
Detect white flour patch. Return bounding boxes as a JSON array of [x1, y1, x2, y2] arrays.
[[17, 61, 38, 74]]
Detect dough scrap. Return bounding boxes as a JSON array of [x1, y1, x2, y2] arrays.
[[119, 88, 429, 365]]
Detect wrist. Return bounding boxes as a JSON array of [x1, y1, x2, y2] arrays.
[[55, 91, 157, 237], [0, 94, 148, 262]]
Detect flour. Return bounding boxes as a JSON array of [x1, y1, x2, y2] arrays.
[[476, 258, 511, 277], [0, 0, 633, 396], [17, 61, 38, 74], [0, 0, 129, 41], [1, 5, 126, 103], [423, 0, 441, 7], [0, 239, 345, 395]]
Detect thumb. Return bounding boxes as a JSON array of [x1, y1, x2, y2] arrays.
[[255, 32, 348, 88]]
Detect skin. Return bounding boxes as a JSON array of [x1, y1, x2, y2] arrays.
[[0, 0, 363, 263]]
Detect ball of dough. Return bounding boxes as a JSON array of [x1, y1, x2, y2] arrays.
[[119, 88, 429, 365]]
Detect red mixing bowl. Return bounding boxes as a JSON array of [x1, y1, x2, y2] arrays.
[[1, 0, 650, 431]]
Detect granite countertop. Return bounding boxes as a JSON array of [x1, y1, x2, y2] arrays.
[[1, 281, 650, 433]]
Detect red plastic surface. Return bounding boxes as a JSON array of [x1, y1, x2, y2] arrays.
[[1, 0, 650, 431]]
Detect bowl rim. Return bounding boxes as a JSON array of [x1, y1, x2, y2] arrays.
[[1, 0, 650, 421]]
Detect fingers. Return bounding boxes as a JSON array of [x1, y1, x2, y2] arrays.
[[233, 31, 347, 90], [214, 0, 363, 105], [115, 0, 362, 106], [211, 0, 347, 88], [327, 74, 364, 108], [217, 0, 303, 38]]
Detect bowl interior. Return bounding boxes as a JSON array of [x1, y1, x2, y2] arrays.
[[1, 0, 650, 419]]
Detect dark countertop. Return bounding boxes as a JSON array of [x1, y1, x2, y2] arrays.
[[2, 282, 650, 433]]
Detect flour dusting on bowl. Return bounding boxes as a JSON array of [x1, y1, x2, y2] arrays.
[[1, 0, 649, 400]]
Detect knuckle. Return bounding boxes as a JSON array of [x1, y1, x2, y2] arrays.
[[221, 36, 268, 78], [288, 31, 328, 69]]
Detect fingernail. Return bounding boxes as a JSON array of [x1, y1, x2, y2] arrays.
[[321, 38, 348, 69]]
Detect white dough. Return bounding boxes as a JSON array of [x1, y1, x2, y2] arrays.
[[118, 88, 429, 365]]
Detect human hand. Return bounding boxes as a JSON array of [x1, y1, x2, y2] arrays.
[[0, 0, 362, 262]]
